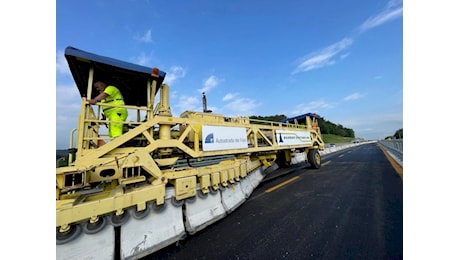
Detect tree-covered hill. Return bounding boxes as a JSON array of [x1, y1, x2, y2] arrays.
[[249, 114, 355, 138]]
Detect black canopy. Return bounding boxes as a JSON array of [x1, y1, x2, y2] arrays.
[[278, 113, 322, 124], [64, 46, 167, 107]]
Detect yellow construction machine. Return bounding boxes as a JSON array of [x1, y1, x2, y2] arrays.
[[56, 46, 324, 259]]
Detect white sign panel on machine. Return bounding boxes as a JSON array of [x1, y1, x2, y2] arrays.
[[276, 130, 312, 146], [202, 125, 248, 151]]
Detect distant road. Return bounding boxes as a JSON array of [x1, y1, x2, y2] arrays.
[[144, 143, 403, 259]]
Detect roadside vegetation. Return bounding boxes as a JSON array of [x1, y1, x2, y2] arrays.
[[250, 114, 355, 139], [322, 134, 355, 144], [386, 128, 403, 140]]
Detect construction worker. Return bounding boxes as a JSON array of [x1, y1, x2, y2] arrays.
[[312, 120, 318, 131], [89, 81, 128, 138]]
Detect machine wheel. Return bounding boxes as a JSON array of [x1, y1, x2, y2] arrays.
[[171, 197, 184, 207], [186, 195, 197, 203], [152, 201, 166, 212], [108, 211, 130, 227], [83, 217, 106, 234], [132, 205, 151, 220], [308, 149, 321, 169], [56, 224, 81, 245], [197, 189, 208, 198], [209, 186, 219, 195]]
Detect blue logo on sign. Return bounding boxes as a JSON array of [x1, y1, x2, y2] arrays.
[[205, 133, 214, 143], [278, 134, 284, 143]]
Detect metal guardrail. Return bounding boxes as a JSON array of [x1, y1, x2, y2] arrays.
[[318, 140, 403, 168], [378, 139, 403, 167], [379, 139, 403, 154]]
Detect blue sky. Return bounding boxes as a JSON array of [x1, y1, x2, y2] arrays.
[[56, 0, 403, 149]]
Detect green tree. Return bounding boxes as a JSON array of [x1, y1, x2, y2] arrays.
[[249, 114, 287, 122], [393, 128, 403, 139], [250, 114, 356, 138]]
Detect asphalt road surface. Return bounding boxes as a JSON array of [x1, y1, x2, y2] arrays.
[[143, 143, 403, 259]]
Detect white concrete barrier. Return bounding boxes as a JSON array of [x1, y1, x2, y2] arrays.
[[56, 221, 115, 260], [239, 170, 256, 198], [120, 187, 186, 260], [183, 189, 226, 234], [319, 142, 371, 156], [291, 152, 306, 164], [249, 167, 265, 188], [263, 163, 279, 175], [220, 182, 246, 213]]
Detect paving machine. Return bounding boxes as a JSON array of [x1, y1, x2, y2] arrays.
[[56, 46, 324, 259]]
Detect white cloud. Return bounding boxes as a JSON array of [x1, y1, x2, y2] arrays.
[[335, 111, 402, 140], [170, 90, 178, 99], [223, 97, 260, 116], [357, 2, 403, 33], [222, 93, 238, 101], [133, 52, 153, 66], [135, 29, 153, 43], [56, 84, 82, 148], [291, 1, 402, 75], [198, 75, 222, 93], [164, 66, 186, 86], [292, 38, 353, 74], [343, 92, 366, 101], [56, 50, 71, 75], [340, 53, 350, 60], [290, 100, 334, 115], [174, 95, 200, 113]]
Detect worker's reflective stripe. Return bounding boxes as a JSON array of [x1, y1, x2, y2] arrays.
[[102, 98, 124, 112], [104, 98, 124, 102]]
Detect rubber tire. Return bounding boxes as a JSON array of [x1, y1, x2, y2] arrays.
[[132, 205, 151, 220], [108, 211, 130, 227], [197, 189, 208, 199], [171, 197, 184, 207], [56, 224, 82, 245], [83, 217, 106, 234], [152, 202, 166, 212], [308, 149, 321, 169], [186, 195, 197, 204], [209, 187, 219, 195]]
